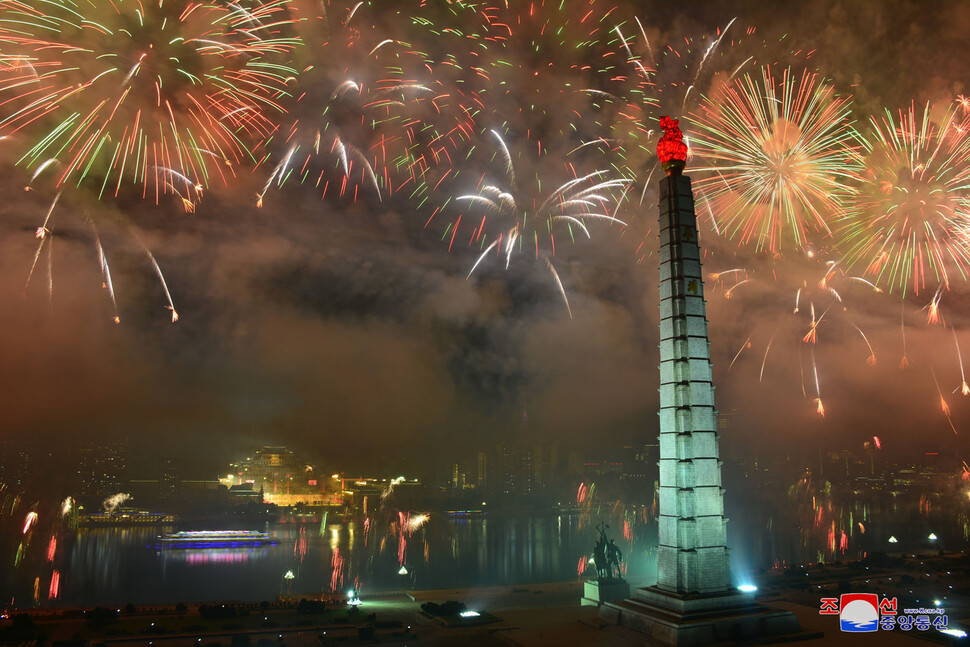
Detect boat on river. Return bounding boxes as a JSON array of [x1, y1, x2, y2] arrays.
[[78, 509, 178, 527]]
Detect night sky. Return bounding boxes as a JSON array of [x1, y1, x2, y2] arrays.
[[1, 0, 968, 477]]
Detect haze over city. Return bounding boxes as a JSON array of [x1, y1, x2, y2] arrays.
[[0, 0, 966, 478]]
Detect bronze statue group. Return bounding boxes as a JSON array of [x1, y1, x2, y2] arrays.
[[592, 522, 623, 580]]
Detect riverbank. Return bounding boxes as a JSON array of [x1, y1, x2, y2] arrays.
[[8, 552, 970, 646], [0, 580, 953, 647]]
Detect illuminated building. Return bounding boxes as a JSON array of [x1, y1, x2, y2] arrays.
[[0, 438, 30, 490], [533, 443, 557, 491], [477, 451, 487, 489], [161, 458, 180, 500], [0, 438, 66, 496], [340, 476, 422, 511], [451, 463, 465, 490], [74, 439, 130, 501], [228, 446, 336, 506], [228, 483, 264, 504], [492, 442, 534, 495], [229, 446, 303, 493]]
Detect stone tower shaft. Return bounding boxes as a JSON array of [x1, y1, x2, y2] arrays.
[[656, 172, 730, 594], [598, 119, 801, 645]]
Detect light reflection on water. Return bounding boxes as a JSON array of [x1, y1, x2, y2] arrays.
[[30, 514, 648, 607], [11, 490, 964, 608], [160, 548, 269, 565]]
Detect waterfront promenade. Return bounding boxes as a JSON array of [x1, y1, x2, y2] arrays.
[[2, 580, 962, 646]]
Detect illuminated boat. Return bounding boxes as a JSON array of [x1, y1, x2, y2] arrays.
[[79, 510, 178, 527], [445, 509, 487, 517], [157, 530, 274, 549]]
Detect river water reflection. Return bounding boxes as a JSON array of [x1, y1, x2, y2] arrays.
[[35, 513, 656, 607], [11, 481, 970, 608]]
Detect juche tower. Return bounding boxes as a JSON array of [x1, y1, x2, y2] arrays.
[[600, 118, 800, 646], [654, 116, 731, 594]]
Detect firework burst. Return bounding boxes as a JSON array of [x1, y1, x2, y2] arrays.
[[0, 0, 299, 203], [401, 4, 643, 311], [837, 101, 970, 295], [262, 1, 407, 203], [403, 1, 657, 195], [688, 66, 863, 252]]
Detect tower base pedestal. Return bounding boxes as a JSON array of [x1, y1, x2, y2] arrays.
[[581, 578, 631, 607], [599, 586, 805, 646]]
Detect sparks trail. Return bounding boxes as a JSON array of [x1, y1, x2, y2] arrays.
[[681, 17, 738, 112], [710, 250, 880, 416], [543, 255, 572, 320], [924, 285, 945, 326], [25, 192, 61, 296], [256, 145, 296, 208], [931, 367, 959, 435], [900, 300, 909, 369], [849, 321, 877, 366], [22, 189, 180, 323], [728, 335, 752, 371], [90, 222, 120, 324], [953, 328, 970, 395], [809, 348, 824, 418], [455, 131, 628, 315]]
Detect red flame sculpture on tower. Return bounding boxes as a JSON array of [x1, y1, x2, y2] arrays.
[[657, 116, 688, 174]]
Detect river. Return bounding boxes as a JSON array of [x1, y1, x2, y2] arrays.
[[6, 512, 657, 608]]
